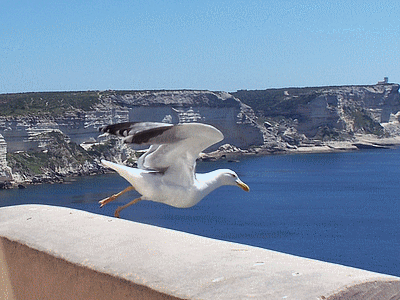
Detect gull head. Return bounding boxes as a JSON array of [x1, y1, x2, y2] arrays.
[[218, 169, 250, 192]]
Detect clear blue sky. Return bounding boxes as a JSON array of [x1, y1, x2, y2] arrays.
[[1, 0, 399, 94]]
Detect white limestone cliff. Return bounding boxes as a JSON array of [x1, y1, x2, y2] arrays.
[[2, 85, 400, 187], [0, 90, 264, 153], [0, 134, 12, 186]]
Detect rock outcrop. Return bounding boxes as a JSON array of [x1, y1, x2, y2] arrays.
[[2, 84, 400, 187], [5, 131, 104, 185], [0, 90, 266, 187], [0, 134, 7, 167], [233, 83, 400, 145], [0, 90, 263, 152], [101, 90, 264, 149], [0, 133, 12, 187]]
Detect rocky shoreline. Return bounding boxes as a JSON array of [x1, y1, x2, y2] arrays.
[[201, 134, 400, 160], [2, 134, 400, 189], [2, 83, 400, 188]]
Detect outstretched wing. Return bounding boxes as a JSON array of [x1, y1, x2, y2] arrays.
[[99, 122, 174, 144], [99, 122, 224, 183]]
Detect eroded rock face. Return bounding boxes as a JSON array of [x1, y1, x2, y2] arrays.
[[0, 90, 267, 186], [0, 90, 264, 153], [301, 84, 400, 135], [3, 85, 400, 187], [104, 90, 264, 149], [0, 112, 130, 152], [0, 134, 6, 167], [0, 133, 12, 185], [233, 84, 400, 140]]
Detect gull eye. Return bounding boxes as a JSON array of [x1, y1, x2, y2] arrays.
[[231, 173, 237, 178]]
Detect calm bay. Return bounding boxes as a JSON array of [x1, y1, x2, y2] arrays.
[[1, 148, 400, 277]]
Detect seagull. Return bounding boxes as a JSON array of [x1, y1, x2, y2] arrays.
[[98, 122, 250, 218]]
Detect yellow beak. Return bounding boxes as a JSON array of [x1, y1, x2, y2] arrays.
[[236, 180, 250, 192]]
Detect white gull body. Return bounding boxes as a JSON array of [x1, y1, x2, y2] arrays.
[[99, 122, 249, 215]]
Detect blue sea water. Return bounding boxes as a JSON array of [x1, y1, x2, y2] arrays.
[[1, 148, 400, 277]]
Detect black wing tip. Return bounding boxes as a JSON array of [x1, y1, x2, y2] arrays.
[[98, 121, 174, 144], [98, 122, 137, 134], [126, 126, 173, 144], [99, 122, 172, 132]]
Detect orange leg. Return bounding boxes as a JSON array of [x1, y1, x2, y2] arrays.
[[99, 186, 135, 208], [114, 197, 142, 218]]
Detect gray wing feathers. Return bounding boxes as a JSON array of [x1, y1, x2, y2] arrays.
[[140, 123, 223, 174], [100, 122, 224, 174]]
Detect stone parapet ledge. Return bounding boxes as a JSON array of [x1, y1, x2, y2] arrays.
[[0, 205, 399, 300]]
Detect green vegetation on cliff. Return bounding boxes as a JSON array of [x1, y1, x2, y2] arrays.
[[232, 85, 392, 138], [344, 107, 385, 136], [232, 88, 322, 119], [6, 131, 96, 178], [0, 91, 101, 116]]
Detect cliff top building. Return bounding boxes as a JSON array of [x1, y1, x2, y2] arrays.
[[378, 77, 389, 84]]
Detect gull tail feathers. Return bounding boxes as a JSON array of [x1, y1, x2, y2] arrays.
[[101, 160, 140, 186]]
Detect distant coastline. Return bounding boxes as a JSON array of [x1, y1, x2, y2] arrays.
[[1, 82, 400, 188]]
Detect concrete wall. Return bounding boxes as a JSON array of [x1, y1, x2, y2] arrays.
[[0, 238, 178, 300], [1, 205, 399, 300]]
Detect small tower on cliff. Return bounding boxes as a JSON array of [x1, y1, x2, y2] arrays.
[[377, 77, 389, 84]]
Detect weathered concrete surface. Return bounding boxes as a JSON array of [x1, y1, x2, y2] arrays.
[[0, 205, 399, 300], [0, 238, 15, 300], [0, 237, 179, 300]]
